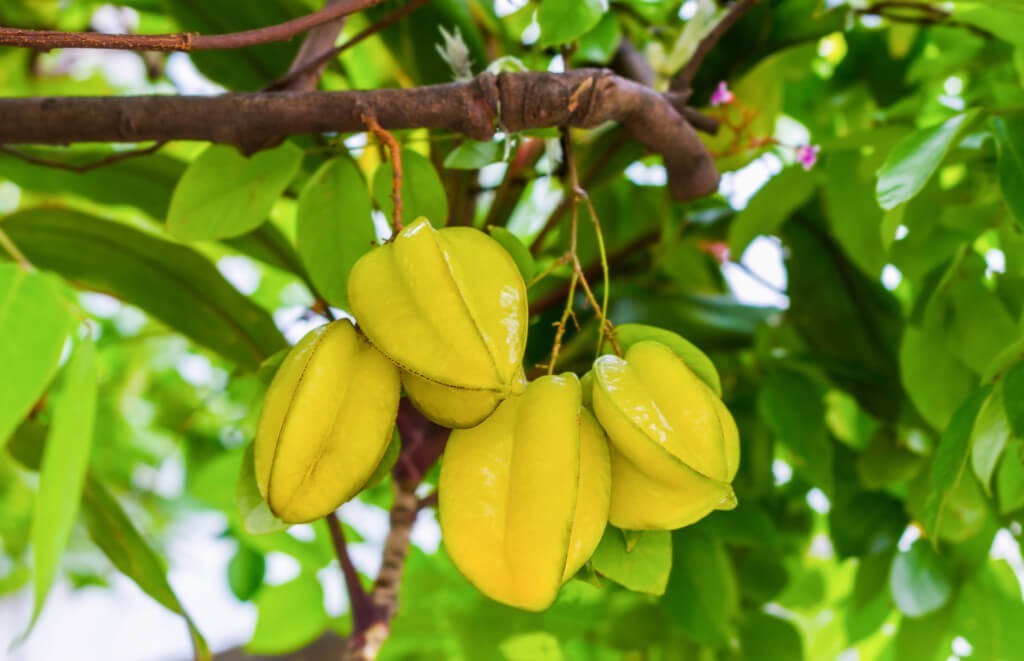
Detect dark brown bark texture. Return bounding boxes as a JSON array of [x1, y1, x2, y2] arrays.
[[0, 69, 719, 201]]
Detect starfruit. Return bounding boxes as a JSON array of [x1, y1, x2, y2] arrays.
[[591, 340, 739, 530], [439, 374, 611, 611], [254, 320, 400, 523], [347, 218, 527, 428]]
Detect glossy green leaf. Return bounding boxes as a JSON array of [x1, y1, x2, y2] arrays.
[[373, 149, 449, 227], [27, 338, 96, 632], [1002, 360, 1024, 437], [729, 166, 817, 257], [611, 323, 721, 395], [538, 0, 606, 47], [922, 388, 989, 539], [247, 574, 328, 655], [487, 226, 536, 282], [992, 115, 1024, 227], [444, 140, 503, 170], [0, 264, 74, 446], [661, 528, 738, 648], [590, 528, 671, 595], [167, 143, 302, 241], [971, 383, 1014, 493], [876, 110, 982, 210], [237, 443, 288, 535], [890, 540, 954, 617], [296, 157, 376, 309], [82, 476, 210, 660], [3, 209, 286, 369]]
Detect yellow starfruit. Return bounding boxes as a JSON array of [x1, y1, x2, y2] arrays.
[[591, 340, 739, 530], [347, 218, 527, 428], [439, 374, 611, 610], [254, 320, 400, 523]]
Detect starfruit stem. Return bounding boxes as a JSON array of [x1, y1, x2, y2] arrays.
[[362, 112, 403, 235], [0, 227, 35, 273], [326, 512, 374, 630]]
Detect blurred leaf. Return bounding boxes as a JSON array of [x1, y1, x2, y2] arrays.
[[573, 11, 621, 64], [738, 613, 803, 661], [444, 140, 503, 170], [823, 151, 886, 277], [3, 209, 286, 369], [661, 528, 738, 648], [488, 226, 536, 282], [82, 476, 210, 660], [538, 0, 605, 47], [590, 527, 671, 595], [922, 387, 990, 539], [499, 632, 564, 661], [991, 114, 1024, 227], [996, 440, 1024, 514], [167, 143, 302, 241], [876, 110, 982, 210], [970, 383, 1015, 493], [0, 264, 74, 445], [374, 149, 449, 226], [729, 166, 816, 257], [893, 604, 953, 661], [1001, 360, 1024, 437], [247, 574, 328, 655], [890, 540, 954, 618], [26, 338, 96, 633], [759, 368, 832, 492], [612, 323, 721, 396], [227, 543, 266, 602], [237, 443, 288, 535], [900, 321, 977, 430], [296, 157, 377, 308]]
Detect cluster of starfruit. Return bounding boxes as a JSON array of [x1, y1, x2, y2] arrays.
[[254, 218, 739, 611]]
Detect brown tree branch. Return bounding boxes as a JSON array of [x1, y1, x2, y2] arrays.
[[326, 513, 375, 632], [0, 69, 719, 200], [274, 0, 352, 93], [671, 0, 759, 92], [0, 0, 385, 52]]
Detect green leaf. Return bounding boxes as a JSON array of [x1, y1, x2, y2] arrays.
[[823, 151, 886, 277], [167, 143, 302, 241], [728, 166, 817, 257], [487, 226, 536, 282], [739, 613, 804, 661], [611, 323, 721, 396], [227, 543, 266, 602], [444, 140, 503, 170], [900, 323, 977, 430], [922, 388, 989, 539], [27, 338, 96, 632], [876, 110, 982, 210], [661, 528, 738, 648], [1002, 360, 1024, 438], [82, 476, 210, 660], [3, 209, 286, 369], [373, 149, 449, 227], [237, 443, 288, 535], [538, 0, 606, 47], [890, 540, 954, 618], [498, 632, 564, 661], [590, 527, 671, 595], [0, 264, 74, 445], [247, 574, 328, 655], [971, 383, 1015, 493], [991, 115, 1024, 227], [996, 440, 1024, 514], [296, 157, 377, 309], [758, 368, 832, 492]]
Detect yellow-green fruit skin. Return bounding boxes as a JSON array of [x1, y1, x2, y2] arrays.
[[346, 218, 527, 427], [254, 320, 400, 524], [439, 374, 611, 611], [592, 340, 739, 531]]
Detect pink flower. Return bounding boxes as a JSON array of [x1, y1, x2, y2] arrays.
[[710, 81, 735, 107], [795, 144, 820, 170]]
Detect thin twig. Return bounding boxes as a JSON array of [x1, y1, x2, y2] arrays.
[[326, 513, 375, 631], [0, 228, 35, 272], [0, 142, 164, 173], [268, 0, 432, 91], [671, 0, 759, 92], [855, 3, 994, 39], [363, 113, 404, 233], [0, 0, 386, 52], [272, 0, 352, 93]]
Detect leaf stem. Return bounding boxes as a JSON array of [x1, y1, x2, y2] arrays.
[[0, 228, 35, 272]]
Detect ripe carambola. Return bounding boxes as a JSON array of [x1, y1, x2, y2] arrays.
[[439, 374, 611, 611], [254, 320, 400, 523], [347, 218, 528, 428], [591, 340, 739, 530]]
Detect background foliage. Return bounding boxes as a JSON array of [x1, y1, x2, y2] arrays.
[[2, 0, 1024, 659]]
